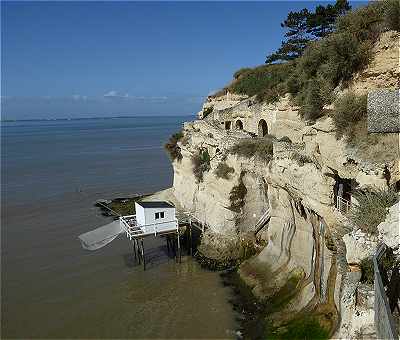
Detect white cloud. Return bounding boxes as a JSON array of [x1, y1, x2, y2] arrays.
[[104, 90, 129, 98]]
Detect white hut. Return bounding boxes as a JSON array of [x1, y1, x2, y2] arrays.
[[119, 201, 178, 238], [135, 201, 176, 230]]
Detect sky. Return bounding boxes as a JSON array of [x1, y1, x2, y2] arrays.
[[1, 1, 364, 120]]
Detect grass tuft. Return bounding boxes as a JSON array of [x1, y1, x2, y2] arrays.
[[349, 186, 399, 234], [214, 162, 235, 179], [191, 148, 211, 183], [164, 131, 184, 162], [331, 92, 367, 140], [229, 172, 248, 213], [229, 136, 274, 162]]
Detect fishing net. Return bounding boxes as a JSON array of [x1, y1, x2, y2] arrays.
[[78, 220, 124, 251]]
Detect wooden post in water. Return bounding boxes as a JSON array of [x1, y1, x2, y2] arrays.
[[177, 230, 181, 263], [166, 235, 169, 255], [136, 239, 141, 265], [189, 224, 193, 256], [132, 239, 137, 262], [141, 239, 146, 271]]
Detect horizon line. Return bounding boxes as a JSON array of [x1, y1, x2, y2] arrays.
[[1, 114, 196, 123]]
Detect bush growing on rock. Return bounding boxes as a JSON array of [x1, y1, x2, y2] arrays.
[[191, 148, 211, 183], [214, 162, 235, 180], [360, 257, 374, 284], [383, 0, 400, 31], [233, 67, 252, 79], [229, 136, 274, 162], [202, 106, 213, 119], [225, 1, 399, 121], [349, 186, 399, 234], [229, 63, 294, 103], [290, 151, 314, 166], [164, 131, 184, 162], [229, 172, 248, 213], [297, 80, 325, 121], [279, 136, 292, 143], [332, 92, 367, 140]]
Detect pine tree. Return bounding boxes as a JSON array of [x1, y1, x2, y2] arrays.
[[266, 0, 351, 64], [266, 9, 310, 64]]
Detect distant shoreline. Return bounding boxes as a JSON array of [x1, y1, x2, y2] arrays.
[[1, 114, 195, 123]]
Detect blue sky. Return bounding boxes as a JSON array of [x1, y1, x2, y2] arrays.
[[1, 1, 363, 120]]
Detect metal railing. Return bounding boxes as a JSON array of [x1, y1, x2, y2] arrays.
[[373, 243, 398, 340], [254, 208, 271, 235], [336, 196, 351, 214], [120, 215, 179, 239]]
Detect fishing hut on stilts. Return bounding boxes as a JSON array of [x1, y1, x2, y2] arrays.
[[78, 200, 209, 270]]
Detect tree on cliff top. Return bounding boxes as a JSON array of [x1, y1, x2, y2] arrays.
[[265, 0, 351, 64]]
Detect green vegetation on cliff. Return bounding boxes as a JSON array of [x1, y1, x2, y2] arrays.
[[214, 0, 399, 121], [214, 161, 235, 180], [349, 186, 399, 234], [164, 131, 184, 162], [229, 136, 274, 162], [191, 148, 211, 183]]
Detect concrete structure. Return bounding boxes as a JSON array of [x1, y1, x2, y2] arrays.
[[368, 89, 400, 133]]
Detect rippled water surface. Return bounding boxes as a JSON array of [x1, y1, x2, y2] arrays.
[[1, 117, 237, 338]]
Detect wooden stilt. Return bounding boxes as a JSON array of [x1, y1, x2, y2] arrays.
[[189, 225, 193, 256], [177, 231, 181, 263], [133, 239, 137, 261], [173, 236, 177, 260], [137, 239, 141, 265], [141, 239, 146, 271], [166, 235, 170, 256]]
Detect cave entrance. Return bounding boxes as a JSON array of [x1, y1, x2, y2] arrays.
[[258, 119, 268, 137], [333, 174, 355, 213], [225, 121, 232, 130], [235, 120, 244, 130]]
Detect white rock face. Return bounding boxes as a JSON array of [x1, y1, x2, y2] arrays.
[[167, 30, 399, 338], [343, 229, 378, 265], [334, 272, 376, 340], [377, 202, 400, 256]]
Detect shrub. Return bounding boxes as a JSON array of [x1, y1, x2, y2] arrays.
[[349, 186, 399, 234], [229, 63, 294, 102], [214, 162, 234, 179], [295, 32, 372, 101], [191, 149, 211, 183], [229, 136, 274, 162], [332, 93, 367, 140], [336, 2, 385, 42], [290, 151, 313, 166], [297, 80, 324, 121], [279, 136, 292, 143], [164, 131, 184, 162], [255, 83, 286, 104], [360, 257, 374, 284], [233, 67, 252, 79], [383, 0, 400, 31], [202, 106, 213, 119], [229, 172, 247, 213]]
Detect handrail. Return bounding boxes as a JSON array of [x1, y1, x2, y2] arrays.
[[336, 196, 351, 214], [255, 208, 270, 228], [373, 243, 398, 339], [120, 216, 178, 239]]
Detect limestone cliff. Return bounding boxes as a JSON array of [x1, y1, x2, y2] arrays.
[[162, 30, 399, 338]]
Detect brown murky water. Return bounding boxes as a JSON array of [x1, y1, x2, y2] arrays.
[[2, 118, 237, 338]]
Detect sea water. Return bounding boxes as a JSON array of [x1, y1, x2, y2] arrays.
[[1, 116, 237, 338]]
